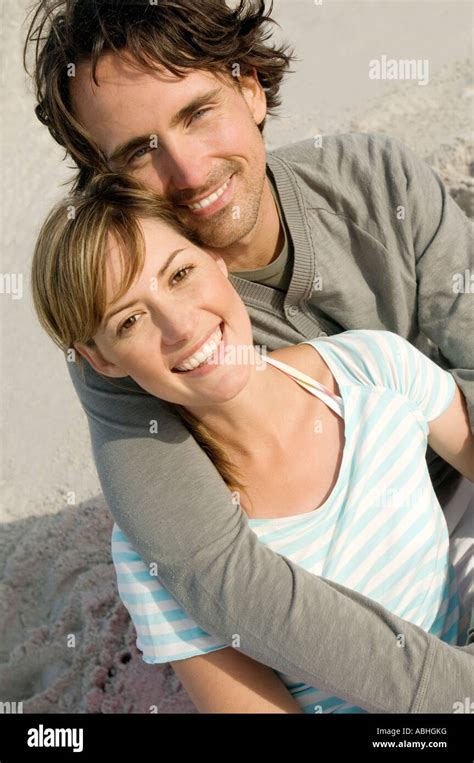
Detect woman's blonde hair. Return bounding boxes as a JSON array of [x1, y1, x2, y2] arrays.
[[31, 173, 249, 496]]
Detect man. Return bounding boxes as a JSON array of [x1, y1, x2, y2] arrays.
[[25, 0, 473, 712]]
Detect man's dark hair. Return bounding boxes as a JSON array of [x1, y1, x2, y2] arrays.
[[24, 0, 296, 191]]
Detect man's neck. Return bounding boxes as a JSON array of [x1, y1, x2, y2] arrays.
[[219, 177, 284, 272]]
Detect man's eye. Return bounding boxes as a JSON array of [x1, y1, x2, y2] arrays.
[[191, 108, 209, 123], [131, 145, 155, 161]]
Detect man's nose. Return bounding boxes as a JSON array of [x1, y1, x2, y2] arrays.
[[161, 137, 212, 196]]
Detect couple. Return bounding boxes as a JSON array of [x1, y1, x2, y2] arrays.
[[25, 0, 474, 713], [32, 171, 473, 713]]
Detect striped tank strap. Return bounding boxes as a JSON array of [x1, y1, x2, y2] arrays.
[[263, 355, 344, 419]]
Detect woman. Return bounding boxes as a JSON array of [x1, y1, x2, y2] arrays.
[[31, 174, 473, 714]]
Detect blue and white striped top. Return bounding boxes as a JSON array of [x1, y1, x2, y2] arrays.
[[111, 329, 463, 713]]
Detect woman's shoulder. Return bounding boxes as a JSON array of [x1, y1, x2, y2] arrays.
[[267, 341, 340, 396], [270, 330, 406, 392], [297, 330, 455, 416]]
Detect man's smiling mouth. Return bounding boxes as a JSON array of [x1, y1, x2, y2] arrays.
[[183, 175, 233, 212]]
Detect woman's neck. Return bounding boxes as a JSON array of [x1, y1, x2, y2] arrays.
[[185, 349, 309, 461]]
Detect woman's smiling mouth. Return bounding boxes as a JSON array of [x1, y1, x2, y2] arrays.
[[172, 322, 225, 373]]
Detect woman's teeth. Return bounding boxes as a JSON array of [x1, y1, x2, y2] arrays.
[[187, 177, 231, 210], [174, 325, 223, 371]]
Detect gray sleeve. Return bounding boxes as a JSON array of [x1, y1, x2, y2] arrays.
[[393, 136, 474, 432], [67, 357, 474, 713]]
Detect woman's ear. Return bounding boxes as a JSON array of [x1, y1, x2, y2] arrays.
[[74, 342, 128, 378], [215, 255, 229, 278], [203, 248, 229, 277]]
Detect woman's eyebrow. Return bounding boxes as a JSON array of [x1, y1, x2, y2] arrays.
[[102, 247, 188, 326], [107, 87, 222, 165]]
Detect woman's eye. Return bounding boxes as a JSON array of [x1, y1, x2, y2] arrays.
[[117, 266, 194, 335], [171, 264, 194, 285], [118, 314, 140, 335]]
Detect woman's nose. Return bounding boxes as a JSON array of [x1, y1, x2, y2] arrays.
[[159, 313, 197, 347]]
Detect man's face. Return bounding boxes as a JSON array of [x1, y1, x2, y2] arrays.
[[69, 56, 268, 249]]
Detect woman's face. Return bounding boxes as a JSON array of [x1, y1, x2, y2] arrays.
[[75, 217, 255, 407]]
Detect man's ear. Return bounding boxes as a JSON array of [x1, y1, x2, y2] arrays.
[[74, 342, 129, 378], [238, 68, 267, 127]]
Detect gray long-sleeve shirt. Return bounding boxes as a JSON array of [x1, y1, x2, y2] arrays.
[[68, 132, 474, 712]]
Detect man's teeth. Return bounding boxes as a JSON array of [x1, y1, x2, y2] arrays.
[[187, 177, 231, 210], [174, 325, 223, 371]]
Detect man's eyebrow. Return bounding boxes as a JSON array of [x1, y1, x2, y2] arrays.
[[107, 134, 154, 166], [169, 86, 222, 128], [102, 247, 188, 327], [107, 87, 223, 165]]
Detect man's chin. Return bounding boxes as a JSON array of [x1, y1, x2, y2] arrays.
[[182, 217, 253, 249]]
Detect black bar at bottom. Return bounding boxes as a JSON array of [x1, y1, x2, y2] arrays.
[[0, 712, 472, 760]]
